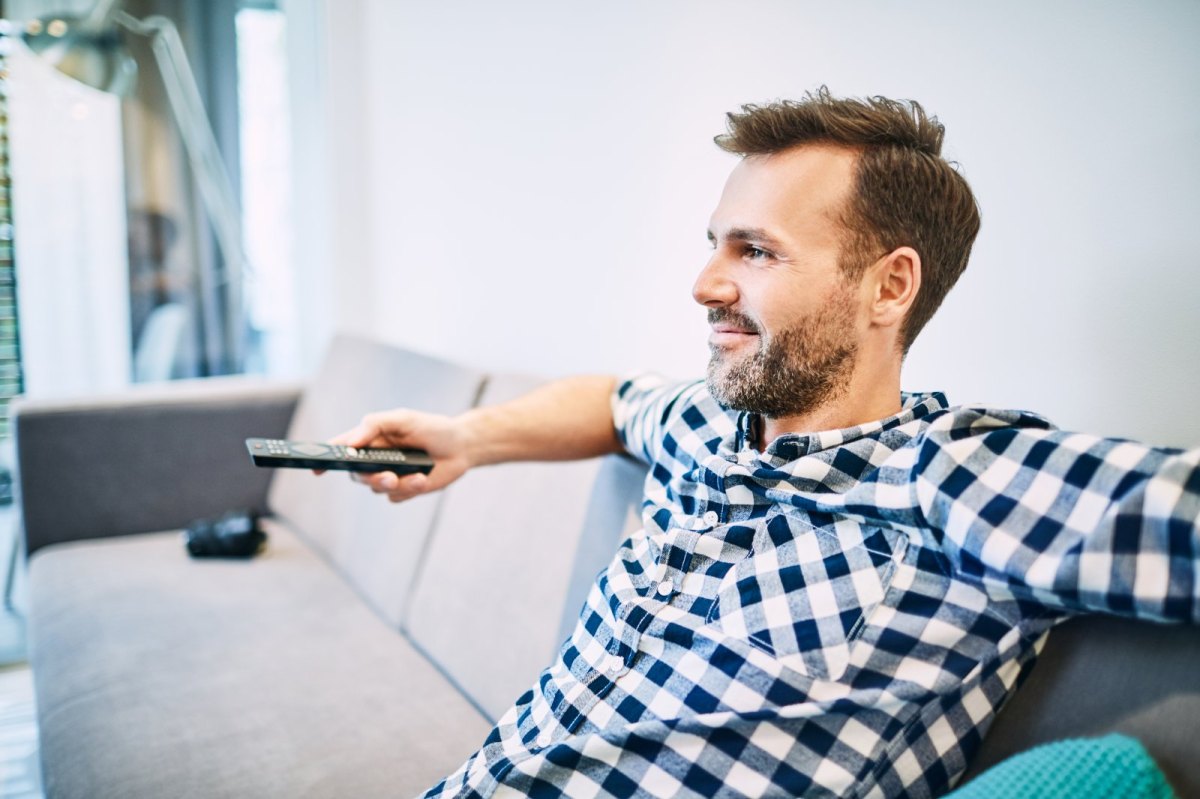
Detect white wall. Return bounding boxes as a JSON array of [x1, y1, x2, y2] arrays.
[[295, 0, 1200, 447]]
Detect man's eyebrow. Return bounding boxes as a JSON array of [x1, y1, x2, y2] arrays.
[[710, 227, 787, 249]]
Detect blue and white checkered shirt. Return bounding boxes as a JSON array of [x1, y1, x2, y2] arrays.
[[424, 375, 1200, 798]]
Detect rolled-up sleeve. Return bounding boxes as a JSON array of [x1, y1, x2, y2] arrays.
[[610, 374, 702, 466]]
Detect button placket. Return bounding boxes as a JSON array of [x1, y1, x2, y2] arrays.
[[655, 525, 700, 602], [660, 525, 679, 556], [604, 616, 642, 673]]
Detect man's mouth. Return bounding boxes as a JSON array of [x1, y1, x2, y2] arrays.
[[709, 330, 756, 345], [708, 321, 759, 349]]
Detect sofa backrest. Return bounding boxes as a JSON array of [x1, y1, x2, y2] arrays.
[[268, 334, 485, 627], [962, 614, 1200, 795], [15, 377, 301, 556], [403, 372, 647, 720]]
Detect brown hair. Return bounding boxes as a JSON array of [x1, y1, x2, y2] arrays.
[[714, 87, 980, 352]]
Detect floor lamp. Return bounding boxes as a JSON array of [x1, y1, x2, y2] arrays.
[[21, 0, 249, 375]]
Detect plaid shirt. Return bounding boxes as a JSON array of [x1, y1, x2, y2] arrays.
[[424, 375, 1200, 798]]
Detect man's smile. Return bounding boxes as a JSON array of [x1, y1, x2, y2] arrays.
[[708, 325, 759, 348], [707, 309, 762, 349]]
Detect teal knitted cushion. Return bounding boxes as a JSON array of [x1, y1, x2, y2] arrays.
[[947, 734, 1176, 799]]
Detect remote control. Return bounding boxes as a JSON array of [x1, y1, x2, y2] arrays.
[[245, 438, 434, 475]]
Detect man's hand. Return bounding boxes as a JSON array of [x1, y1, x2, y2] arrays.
[[325, 410, 473, 503]]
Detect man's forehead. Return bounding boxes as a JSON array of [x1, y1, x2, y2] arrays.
[[709, 145, 858, 243]]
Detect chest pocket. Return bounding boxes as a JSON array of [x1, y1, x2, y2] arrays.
[[707, 509, 907, 682]]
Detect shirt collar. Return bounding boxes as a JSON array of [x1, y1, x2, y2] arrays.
[[732, 391, 949, 461]]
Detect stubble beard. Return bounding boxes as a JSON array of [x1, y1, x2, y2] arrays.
[[705, 289, 860, 419]]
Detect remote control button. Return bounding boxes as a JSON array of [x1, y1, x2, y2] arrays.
[[291, 443, 330, 457]]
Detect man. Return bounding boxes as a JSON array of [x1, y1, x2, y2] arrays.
[[331, 88, 1200, 797]]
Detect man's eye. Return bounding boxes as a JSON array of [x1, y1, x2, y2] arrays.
[[746, 246, 771, 260]]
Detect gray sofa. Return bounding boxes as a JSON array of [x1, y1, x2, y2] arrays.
[[14, 335, 1200, 797]]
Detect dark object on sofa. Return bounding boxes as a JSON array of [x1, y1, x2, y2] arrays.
[[183, 510, 266, 558]]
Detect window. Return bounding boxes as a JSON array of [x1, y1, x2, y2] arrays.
[[236, 1, 296, 376]]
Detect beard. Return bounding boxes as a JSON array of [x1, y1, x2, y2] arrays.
[[705, 289, 859, 419]]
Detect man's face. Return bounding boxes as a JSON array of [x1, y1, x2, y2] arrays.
[[694, 145, 866, 418]]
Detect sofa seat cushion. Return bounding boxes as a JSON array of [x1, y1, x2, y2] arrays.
[[28, 520, 490, 799]]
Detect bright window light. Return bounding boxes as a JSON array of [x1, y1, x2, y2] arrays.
[[236, 6, 296, 375]]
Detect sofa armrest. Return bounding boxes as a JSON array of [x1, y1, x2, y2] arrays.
[[14, 376, 303, 556]]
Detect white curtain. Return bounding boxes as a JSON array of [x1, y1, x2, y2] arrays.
[[7, 37, 132, 396]]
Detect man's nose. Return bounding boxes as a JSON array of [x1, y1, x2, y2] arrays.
[[692, 256, 738, 308]]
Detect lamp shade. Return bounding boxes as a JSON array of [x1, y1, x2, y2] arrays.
[[22, 16, 136, 96]]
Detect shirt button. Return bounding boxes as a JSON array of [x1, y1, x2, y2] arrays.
[[703, 510, 720, 526], [605, 654, 623, 676], [656, 579, 674, 597], [536, 730, 553, 748]]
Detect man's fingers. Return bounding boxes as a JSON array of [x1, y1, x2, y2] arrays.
[[386, 473, 430, 503], [350, 471, 430, 503], [351, 471, 392, 491], [329, 423, 373, 448]]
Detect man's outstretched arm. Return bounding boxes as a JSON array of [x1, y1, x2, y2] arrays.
[[915, 407, 1200, 621], [328, 374, 622, 503]]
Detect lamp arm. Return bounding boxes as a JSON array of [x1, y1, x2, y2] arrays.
[[83, 0, 123, 30], [113, 11, 249, 372]]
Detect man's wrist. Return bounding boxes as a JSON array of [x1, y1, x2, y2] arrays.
[[455, 406, 498, 469]]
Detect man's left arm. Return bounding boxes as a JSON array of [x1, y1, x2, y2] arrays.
[[914, 408, 1200, 621]]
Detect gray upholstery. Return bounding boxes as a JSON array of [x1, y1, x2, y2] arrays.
[[553, 454, 648, 647], [404, 373, 645, 719], [14, 377, 301, 556], [961, 615, 1200, 795], [28, 521, 489, 799], [268, 334, 485, 627]]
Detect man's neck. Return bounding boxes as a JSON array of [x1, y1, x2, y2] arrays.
[[756, 367, 904, 450]]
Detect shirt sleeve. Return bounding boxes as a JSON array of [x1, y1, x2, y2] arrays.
[[914, 407, 1200, 622], [610, 373, 701, 466]]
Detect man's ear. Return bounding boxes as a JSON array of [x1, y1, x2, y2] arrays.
[[867, 246, 921, 328]]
